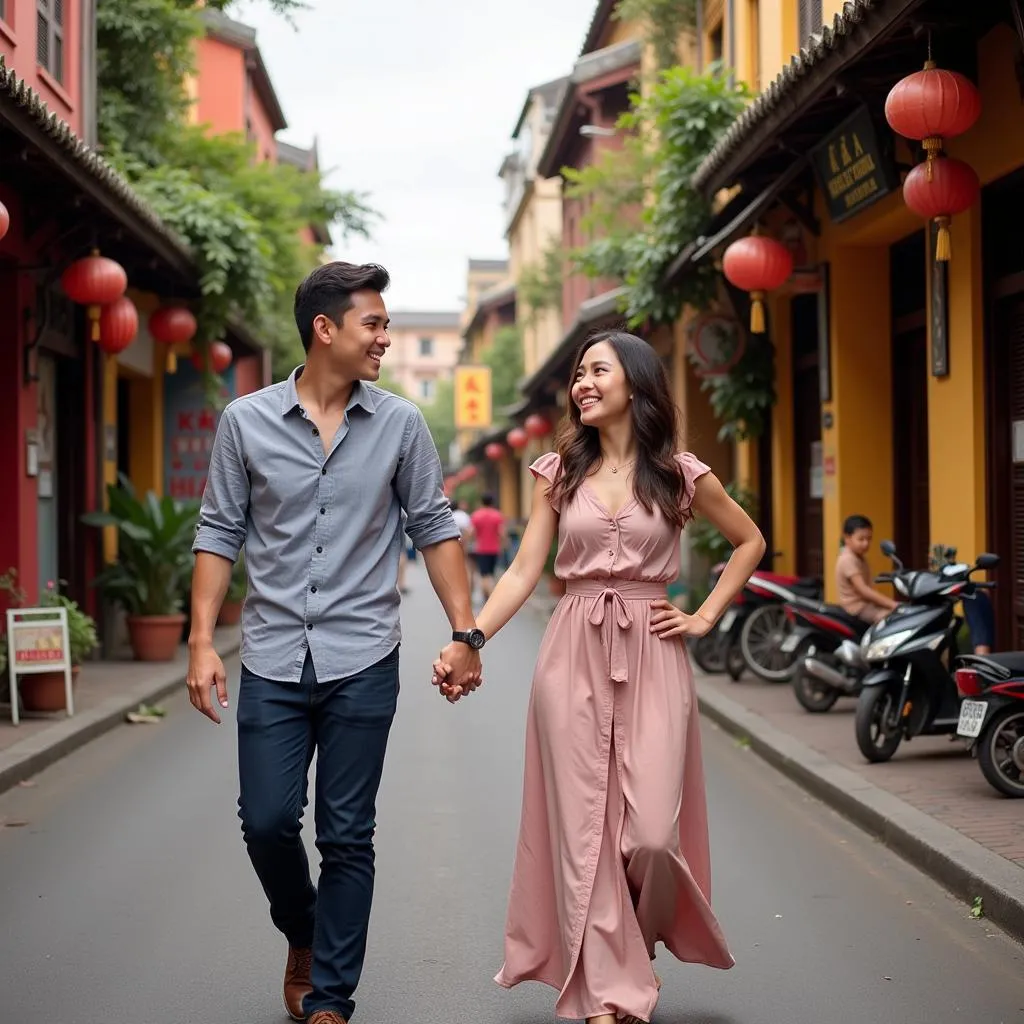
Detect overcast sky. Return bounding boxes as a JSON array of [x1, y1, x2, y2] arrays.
[[233, 0, 596, 312]]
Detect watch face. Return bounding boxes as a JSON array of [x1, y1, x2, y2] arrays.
[[467, 629, 485, 649]]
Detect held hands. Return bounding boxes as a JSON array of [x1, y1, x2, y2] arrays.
[[431, 641, 482, 704], [186, 641, 229, 724], [649, 599, 714, 640]]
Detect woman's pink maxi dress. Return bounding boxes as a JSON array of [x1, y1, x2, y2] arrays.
[[495, 451, 734, 1022]]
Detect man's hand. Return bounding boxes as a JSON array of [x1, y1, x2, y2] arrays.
[[186, 641, 229, 724], [431, 641, 482, 703]]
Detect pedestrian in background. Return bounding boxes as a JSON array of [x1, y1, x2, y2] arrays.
[[186, 262, 482, 1024], [450, 497, 476, 594], [470, 492, 505, 600], [434, 331, 764, 1024]]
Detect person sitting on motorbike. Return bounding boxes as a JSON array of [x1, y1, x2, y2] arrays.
[[836, 514, 899, 624]]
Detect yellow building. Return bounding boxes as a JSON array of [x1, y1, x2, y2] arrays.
[[668, 1, 1024, 646]]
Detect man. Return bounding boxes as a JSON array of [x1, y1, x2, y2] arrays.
[[186, 262, 486, 1024], [470, 492, 506, 600]]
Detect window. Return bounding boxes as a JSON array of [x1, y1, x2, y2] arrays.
[[798, 0, 823, 47], [418, 336, 434, 357], [419, 379, 435, 402], [37, 0, 64, 85], [709, 20, 724, 63]]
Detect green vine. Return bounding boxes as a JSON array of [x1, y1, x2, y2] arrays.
[[614, 0, 698, 70], [690, 336, 776, 442], [569, 64, 749, 328], [518, 243, 565, 322]]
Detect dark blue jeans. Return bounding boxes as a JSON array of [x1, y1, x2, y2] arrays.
[[237, 645, 400, 1021]]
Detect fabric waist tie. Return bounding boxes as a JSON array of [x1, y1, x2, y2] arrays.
[[564, 580, 667, 683]]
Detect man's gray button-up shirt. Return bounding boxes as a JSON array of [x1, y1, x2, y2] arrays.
[[193, 367, 460, 682]]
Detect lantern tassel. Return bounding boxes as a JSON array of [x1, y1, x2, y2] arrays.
[[89, 306, 100, 342], [923, 137, 942, 181], [750, 291, 766, 334], [935, 216, 952, 262], [167, 347, 178, 374]]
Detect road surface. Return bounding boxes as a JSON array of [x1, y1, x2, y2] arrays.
[[1, 563, 1022, 1023]]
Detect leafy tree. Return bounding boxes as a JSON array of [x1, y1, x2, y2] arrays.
[[481, 326, 524, 410], [376, 367, 408, 399], [422, 378, 456, 462]]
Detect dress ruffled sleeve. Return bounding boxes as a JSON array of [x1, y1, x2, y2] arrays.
[[677, 452, 712, 519], [529, 451, 562, 510]]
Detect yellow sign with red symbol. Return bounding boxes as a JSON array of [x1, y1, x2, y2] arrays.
[[454, 366, 492, 429]]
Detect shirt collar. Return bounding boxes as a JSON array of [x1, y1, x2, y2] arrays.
[[281, 366, 378, 417]]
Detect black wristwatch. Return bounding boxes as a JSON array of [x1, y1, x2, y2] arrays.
[[452, 628, 486, 651]]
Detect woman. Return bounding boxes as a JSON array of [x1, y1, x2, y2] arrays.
[[433, 332, 764, 1023]]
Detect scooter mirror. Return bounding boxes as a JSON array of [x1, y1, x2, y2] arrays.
[[975, 552, 1000, 570], [880, 540, 897, 557]]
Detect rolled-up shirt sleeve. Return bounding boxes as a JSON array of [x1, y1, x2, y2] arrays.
[[193, 405, 249, 562], [394, 408, 460, 550]]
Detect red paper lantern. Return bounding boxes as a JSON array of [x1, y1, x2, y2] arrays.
[[885, 60, 981, 175], [61, 250, 128, 342], [485, 442, 505, 461], [506, 427, 529, 450], [524, 413, 552, 439], [97, 297, 139, 355], [149, 306, 197, 346], [902, 156, 979, 261], [721, 235, 793, 333], [460, 464, 478, 481], [0, 200, 9, 242], [192, 340, 234, 375]]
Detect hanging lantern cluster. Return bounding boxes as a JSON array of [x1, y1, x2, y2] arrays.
[[61, 250, 129, 347], [721, 234, 793, 333], [484, 442, 505, 461], [150, 306, 198, 373], [192, 340, 234, 375], [885, 55, 982, 261], [0, 200, 9, 242]]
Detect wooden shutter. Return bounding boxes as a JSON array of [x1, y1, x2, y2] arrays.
[[798, 0, 823, 46], [36, 0, 64, 84]]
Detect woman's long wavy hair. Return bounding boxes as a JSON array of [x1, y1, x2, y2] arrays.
[[550, 330, 687, 528]]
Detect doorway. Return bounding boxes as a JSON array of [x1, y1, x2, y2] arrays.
[[792, 293, 823, 579]]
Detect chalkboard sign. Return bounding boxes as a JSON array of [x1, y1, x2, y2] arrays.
[[810, 106, 899, 223]]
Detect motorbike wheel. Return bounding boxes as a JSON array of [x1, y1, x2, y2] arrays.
[[690, 629, 726, 675], [726, 644, 745, 682], [791, 648, 840, 713], [976, 706, 1024, 799], [739, 604, 798, 683], [854, 686, 904, 763]]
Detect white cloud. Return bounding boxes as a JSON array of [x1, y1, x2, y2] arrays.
[[232, 0, 596, 310]]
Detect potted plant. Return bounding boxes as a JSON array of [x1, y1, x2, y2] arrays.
[[218, 553, 246, 626], [0, 572, 99, 712], [82, 475, 200, 662]]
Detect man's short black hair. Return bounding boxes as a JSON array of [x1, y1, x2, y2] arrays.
[[293, 261, 390, 352], [481, 492, 495, 507], [843, 514, 872, 535]]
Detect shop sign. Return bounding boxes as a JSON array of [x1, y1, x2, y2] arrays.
[[454, 366, 492, 429], [810, 106, 899, 223], [6, 607, 73, 725], [687, 314, 745, 378]]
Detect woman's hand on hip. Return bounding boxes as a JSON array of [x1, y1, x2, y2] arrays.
[[649, 599, 713, 640]]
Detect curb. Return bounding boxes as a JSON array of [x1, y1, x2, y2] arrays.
[[696, 681, 1024, 946], [0, 631, 241, 798]]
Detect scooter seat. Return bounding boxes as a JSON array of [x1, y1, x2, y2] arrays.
[[975, 652, 1024, 676], [821, 605, 871, 638], [792, 577, 823, 597]]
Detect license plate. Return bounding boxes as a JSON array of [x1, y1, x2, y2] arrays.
[[957, 699, 988, 739], [719, 609, 737, 632], [780, 632, 801, 654]]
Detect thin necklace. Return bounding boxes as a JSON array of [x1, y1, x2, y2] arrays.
[[605, 457, 635, 475]]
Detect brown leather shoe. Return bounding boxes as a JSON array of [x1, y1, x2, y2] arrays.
[[283, 946, 313, 1022], [307, 1013, 347, 1024]]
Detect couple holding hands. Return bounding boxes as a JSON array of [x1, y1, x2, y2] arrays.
[[186, 261, 763, 1024]]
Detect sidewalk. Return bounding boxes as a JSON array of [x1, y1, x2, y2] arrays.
[[0, 627, 240, 796], [694, 669, 1024, 944]]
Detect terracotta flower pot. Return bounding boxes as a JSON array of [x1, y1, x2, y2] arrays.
[[217, 599, 243, 626], [127, 614, 187, 662], [20, 666, 80, 713]]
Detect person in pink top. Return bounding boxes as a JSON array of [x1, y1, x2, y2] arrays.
[[432, 331, 764, 1023], [469, 493, 506, 599]]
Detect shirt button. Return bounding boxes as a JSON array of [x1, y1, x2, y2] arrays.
[[312, 427, 319, 436], [610, 523, 617, 530], [306, 622, 313, 630], [320, 507, 326, 515], [316, 545, 323, 554], [321, 468, 327, 476], [310, 586, 318, 593]]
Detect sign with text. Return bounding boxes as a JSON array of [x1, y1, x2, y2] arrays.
[[163, 362, 236, 501], [810, 106, 898, 223], [454, 365, 492, 429], [6, 607, 72, 725]]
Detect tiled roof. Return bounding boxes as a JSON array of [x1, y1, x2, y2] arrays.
[[0, 56, 194, 267], [580, 0, 617, 56], [692, 0, 909, 194]]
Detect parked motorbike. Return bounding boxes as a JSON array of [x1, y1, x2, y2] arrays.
[[954, 653, 1024, 798], [738, 570, 823, 683], [854, 541, 999, 763], [782, 594, 874, 712], [689, 562, 743, 677]]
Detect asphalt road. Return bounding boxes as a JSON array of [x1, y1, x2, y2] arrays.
[[1, 563, 1022, 1024]]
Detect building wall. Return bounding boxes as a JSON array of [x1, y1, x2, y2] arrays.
[[193, 36, 246, 134], [386, 324, 462, 403], [246, 74, 279, 163], [0, 0, 85, 135]]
